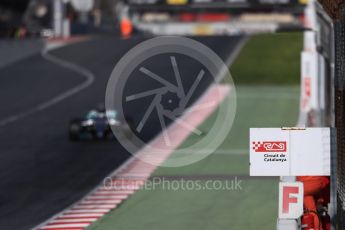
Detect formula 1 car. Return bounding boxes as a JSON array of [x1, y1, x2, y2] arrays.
[[69, 107, 132, 141]]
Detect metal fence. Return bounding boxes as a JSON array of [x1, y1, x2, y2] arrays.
[[334, 6, 345, 230], [316, 0, 345, 228]]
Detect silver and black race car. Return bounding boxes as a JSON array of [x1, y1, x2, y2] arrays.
[[69, 107, 132, 141]]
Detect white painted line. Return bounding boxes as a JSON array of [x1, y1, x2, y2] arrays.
[[226, 36, 249, 71], [85, 197, 126, 201], [48, 218, 97, 224], [117, 173, 151, 178], [98, 185, 141, 190], [84, 195, 128, 201], [103, 184, 143, 188], [64, 209, 111, 213], [110, 180, 146, 184], [88, 195, 128, 199], [0, 44, 95, 127], [95, 188, 135, 192], [58, 213, 104, 218], [111, 178, 147, 181], [80, 200, 122, 205], [93, 190, 135, 195], [73, 205, 117, 210], [40, 223, 89, 229]]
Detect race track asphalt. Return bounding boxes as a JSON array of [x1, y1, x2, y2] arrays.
[[0, 34, 243, 230]]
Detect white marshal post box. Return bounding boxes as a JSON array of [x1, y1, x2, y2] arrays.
[[250, 128, 332, 176]]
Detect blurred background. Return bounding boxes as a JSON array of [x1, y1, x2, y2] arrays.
[[0, 0, 121, 38], [0, 0, 307, 39]]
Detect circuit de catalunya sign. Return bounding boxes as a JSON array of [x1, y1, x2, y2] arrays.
[[249, 128, 332, 176]]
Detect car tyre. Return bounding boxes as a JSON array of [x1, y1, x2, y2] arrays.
[[69, 120, 81, 141]]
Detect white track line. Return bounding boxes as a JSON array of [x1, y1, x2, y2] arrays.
[[85, 197, 126, 201], [40, 223, 90, 229], [64, 209, 111, 213], [0, 42, 94, 127], [57, 213, 104, 218], [86, 195, 128, 199], [48, 218, 97, 224], [79, 200, 122, 205], [225, 36, 249, 76], [73, 205, 117, 209], [92, 190, 135, 195]]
